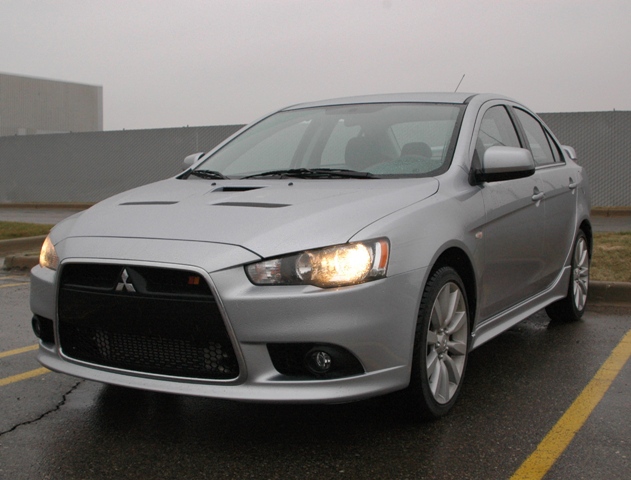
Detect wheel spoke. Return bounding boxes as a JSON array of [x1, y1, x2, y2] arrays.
[[572, 237, 590, 311], [429, 358, 441, 397], [443, 287, 459, 326], [435, 360, 451, 402], [574, 277, 588, 310], [445, 310, 466, 336], [447, 338, 467, 356], [431, 302, 444, 331], [443, 354, 461, 387], [426, 350, 439, 379], [576, 241, 588, 268]]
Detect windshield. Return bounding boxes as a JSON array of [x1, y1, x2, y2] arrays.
[[192, 103, 465, 179]]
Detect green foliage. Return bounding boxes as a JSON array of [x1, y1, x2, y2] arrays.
[[0, 221, 53, 240], [591, 232, 631, 282]]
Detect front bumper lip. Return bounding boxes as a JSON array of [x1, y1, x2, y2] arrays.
[[37, 345, 410, 403]]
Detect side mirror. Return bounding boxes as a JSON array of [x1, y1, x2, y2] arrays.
[[475, 146, 535, 183], [562, 145, 577, 162], [181, 152, 205, 171]]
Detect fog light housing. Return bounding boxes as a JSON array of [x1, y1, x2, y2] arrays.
[[267, 343, 365, 379], [32, 316, 42, 338], [305, 349, 333, 375], [32, 315, 55, 344]]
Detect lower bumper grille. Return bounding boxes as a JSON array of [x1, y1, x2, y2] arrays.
[[58, 264, 239, 380]]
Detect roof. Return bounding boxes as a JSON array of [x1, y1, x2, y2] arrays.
[[283, 92, 485, 110]]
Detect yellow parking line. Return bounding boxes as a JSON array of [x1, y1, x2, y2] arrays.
[[0, 367, 50, 387], [0, 282, 29, 288], [511, 329, 631, 480], [0, 344, 39, 359]]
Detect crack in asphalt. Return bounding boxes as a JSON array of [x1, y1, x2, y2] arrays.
[[0, 380, 83, 436]]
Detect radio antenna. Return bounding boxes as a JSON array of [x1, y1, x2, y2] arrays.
[[454, 74, 465, 92]]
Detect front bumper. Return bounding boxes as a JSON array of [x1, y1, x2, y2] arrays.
[[30, 238, 425, 403]]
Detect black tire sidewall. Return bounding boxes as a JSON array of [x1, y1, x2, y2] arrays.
[[410, 266, 470, 419]]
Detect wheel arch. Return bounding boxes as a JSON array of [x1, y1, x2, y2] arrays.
[[579, 219, 593, 259], [428, 247, 477, 330]]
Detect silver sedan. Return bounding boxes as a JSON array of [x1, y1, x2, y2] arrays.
[[31, 93, 591, 419]]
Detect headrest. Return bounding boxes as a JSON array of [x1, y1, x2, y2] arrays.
[[400, 142, 432, 158]]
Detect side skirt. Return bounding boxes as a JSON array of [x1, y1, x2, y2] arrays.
[[470, 266, 571, 350]]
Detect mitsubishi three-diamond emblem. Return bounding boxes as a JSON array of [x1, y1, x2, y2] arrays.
[[116, 268, 136, 292]]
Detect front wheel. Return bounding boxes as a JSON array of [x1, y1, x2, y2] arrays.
[[546, 230, 590, 323], [407, 266, 470, 419]]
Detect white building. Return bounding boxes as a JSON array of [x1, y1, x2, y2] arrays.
[[0, 72, 102, 136]]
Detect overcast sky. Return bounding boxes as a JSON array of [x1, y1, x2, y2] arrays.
[[1, 0, 629, 131]]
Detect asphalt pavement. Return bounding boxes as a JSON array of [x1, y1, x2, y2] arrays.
[[1, 273, 630, 479]]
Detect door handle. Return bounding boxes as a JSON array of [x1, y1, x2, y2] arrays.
[[569, 177, 578, 189], [532, 191, 544, 202]]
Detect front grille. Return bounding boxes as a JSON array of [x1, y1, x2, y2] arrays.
[[58, 264, 239, 380]]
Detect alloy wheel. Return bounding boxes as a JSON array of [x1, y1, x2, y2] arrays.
[[425, 281, 468, 404]]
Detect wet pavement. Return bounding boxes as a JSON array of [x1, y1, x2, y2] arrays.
[[1, 272, 629, 479]]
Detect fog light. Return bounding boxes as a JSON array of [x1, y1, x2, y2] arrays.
[[32, 316, 42, 338], [305, 349, 332, 375]]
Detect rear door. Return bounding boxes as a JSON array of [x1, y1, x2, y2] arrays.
[[512, 108, 577, 287]]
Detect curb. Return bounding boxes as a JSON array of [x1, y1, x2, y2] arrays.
[[0, 235, 47, 257], [2, 252, 40, 270], [587, 282, 631, 308], [591, 207, 631, 217]]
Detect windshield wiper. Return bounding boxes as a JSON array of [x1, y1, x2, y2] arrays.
[[188, 169, 230, 180], [240, 168, 376, 180], [312, 168, 376, 178]]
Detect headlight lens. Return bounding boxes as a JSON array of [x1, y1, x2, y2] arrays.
[[39, 235, 59, 270], [246, 239, 389, 288]]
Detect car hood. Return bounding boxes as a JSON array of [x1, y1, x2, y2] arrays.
[[61, 177, 438, 259]]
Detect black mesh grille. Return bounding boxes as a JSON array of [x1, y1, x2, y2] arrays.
[[58, 264, 239, 380]]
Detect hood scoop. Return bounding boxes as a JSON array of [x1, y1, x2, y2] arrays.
[[214, 202, 289, 208], [119, 201, 179, 206], [213, 186, 264, 192]]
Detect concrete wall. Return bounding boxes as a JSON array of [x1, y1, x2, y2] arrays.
[[0, 111, 629, 206]]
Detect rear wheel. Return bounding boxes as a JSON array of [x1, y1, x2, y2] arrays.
[[407, 266, 470, 419], [546, 231, 590, 322]]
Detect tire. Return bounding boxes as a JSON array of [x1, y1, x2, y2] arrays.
[[545, 230, 590, 323], [407, 266, 470, 419]]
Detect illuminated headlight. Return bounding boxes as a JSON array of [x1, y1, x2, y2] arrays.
[[246, 239, 389, 288], [39, 235, 59, 270]]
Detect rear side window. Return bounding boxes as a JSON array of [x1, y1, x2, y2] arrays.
[[514, 109, 559, 166]]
